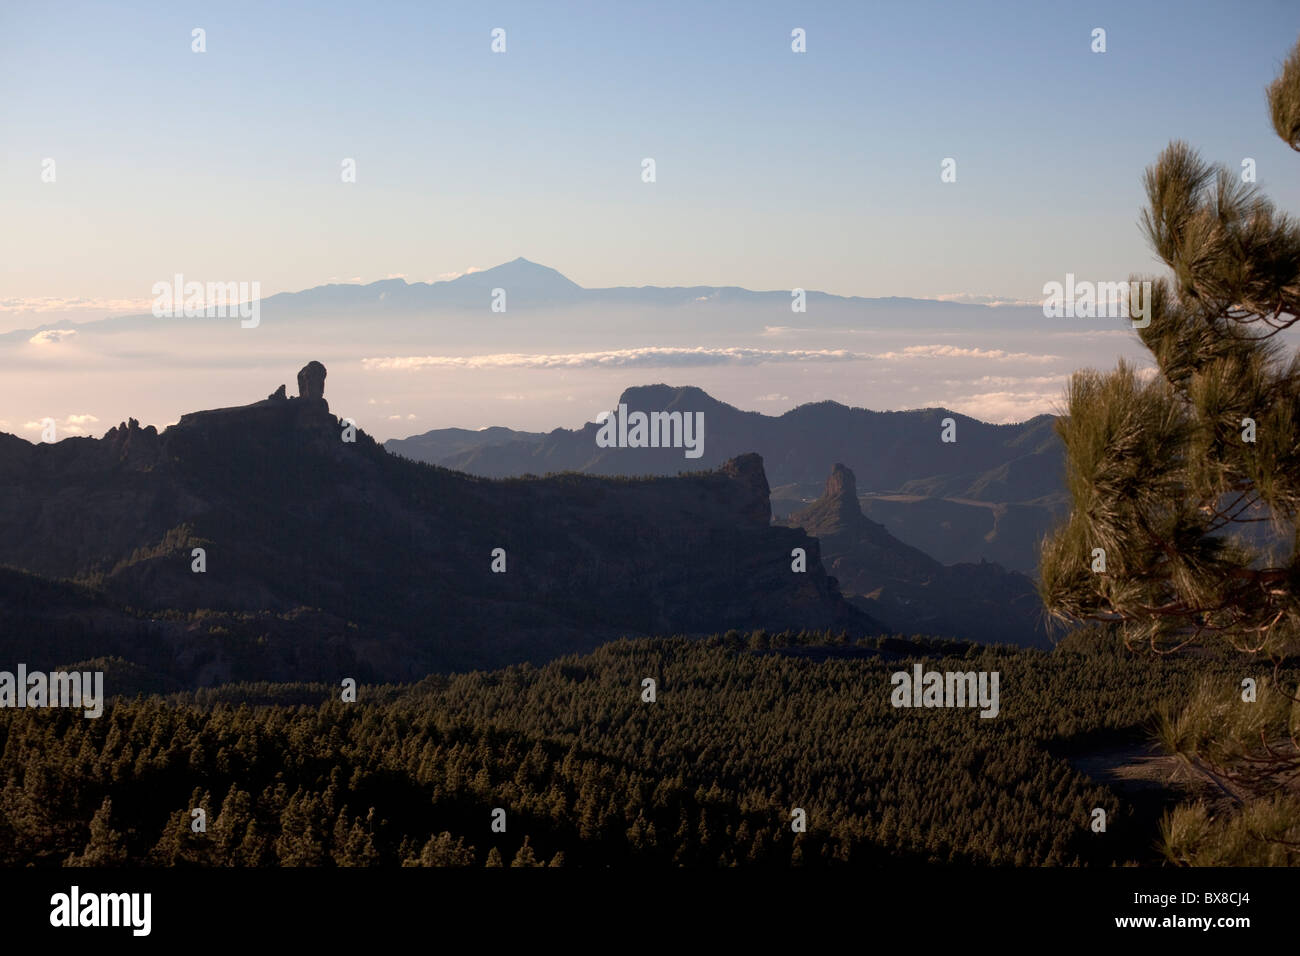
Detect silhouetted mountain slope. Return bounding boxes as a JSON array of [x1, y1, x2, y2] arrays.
[[855, 495, 1063, 574], [229, 258, 589, 315], [385, 425, 546, 464], [392, 385, 1062, 490], [0, 364, 879, 685], [786, 464, 1049, 648], [388, 384, 1068, 572]]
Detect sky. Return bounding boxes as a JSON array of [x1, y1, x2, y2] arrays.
[[2, 0, 1299, 438]]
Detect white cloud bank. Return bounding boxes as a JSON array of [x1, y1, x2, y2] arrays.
[[363, 344, 1060, 371], [21, 413, 100, 436], [873, 345, 1059, 362], [363, 347, 868, 370], [28, 329, 79, 345], [944, 390, 1063, 423], [926, 293, 1042, 308], [1, 297, 152, 315]]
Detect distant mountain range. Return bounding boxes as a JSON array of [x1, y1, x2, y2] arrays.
[[0, 363, 877, 688], [386, 384, 1069, 574], [2, 256, 1089, 345], [242, 257, 1044, 320]]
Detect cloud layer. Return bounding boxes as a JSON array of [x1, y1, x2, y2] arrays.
[[363, 347, 869, 370], [872, 345, 1059, 362], [29, 329, 79, 345], [363, 344, 1061, 371]]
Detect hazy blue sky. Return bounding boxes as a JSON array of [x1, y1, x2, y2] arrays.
[[4, 0, 1300, 315], [3, 1, 1300, 442]]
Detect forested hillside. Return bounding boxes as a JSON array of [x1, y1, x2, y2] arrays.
[[0, 630, 1249, 867]]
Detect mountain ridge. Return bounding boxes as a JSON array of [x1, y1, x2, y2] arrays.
[[386, 383, 1068, 573], [0, 363, 880, 685], [0, 257, 1053, 342]]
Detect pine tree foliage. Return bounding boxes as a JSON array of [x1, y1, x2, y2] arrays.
[[0, 632, 1264, 868], [1040, 37, 1300, 864]]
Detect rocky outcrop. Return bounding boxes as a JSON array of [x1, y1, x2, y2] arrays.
[[297, 361, 326, 401], [0, 367, 879, 683], [805, 463, 863, 531], [787, 464, 1048, 647], [824, 461, 855, 499], [719, 453, 772, 527], [103, 418, 163, 467]]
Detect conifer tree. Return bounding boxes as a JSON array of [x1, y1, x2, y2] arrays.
[[66, 796, 129, 866], [1040, 36, 1300, 864], [509, 836, 541, 867]]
